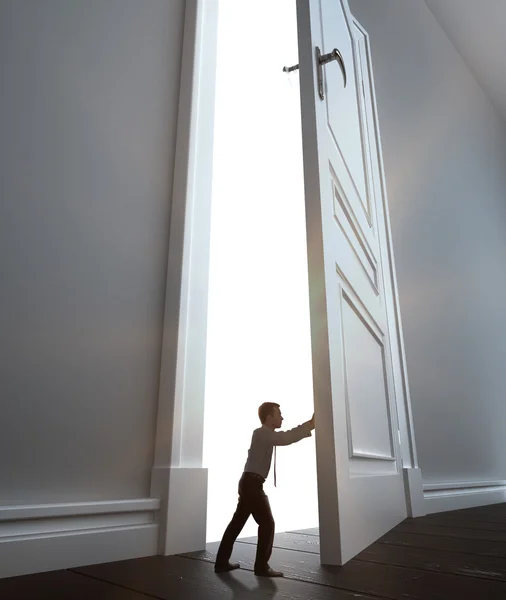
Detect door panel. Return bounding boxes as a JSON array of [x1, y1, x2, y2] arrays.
[[341, 292, 394, 460], [297, 0, 407, 565]]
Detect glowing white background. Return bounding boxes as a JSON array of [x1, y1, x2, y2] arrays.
[[203, 0, 319, 543]]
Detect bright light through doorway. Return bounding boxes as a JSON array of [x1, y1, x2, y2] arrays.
[[203, 0, 318, 543]]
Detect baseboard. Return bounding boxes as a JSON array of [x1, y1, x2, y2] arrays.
[[424, 480, 506, 514], [0, 498, 160, 579]]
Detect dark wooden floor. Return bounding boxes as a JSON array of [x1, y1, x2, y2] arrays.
[[3, 504, 506, 599]]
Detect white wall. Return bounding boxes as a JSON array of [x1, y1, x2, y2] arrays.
[[349, 0, 506, 485], [0, 0, 185, 505], [204, 0, 318, 542]]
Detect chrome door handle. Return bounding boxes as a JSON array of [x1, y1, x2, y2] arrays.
[[317, 47, 346, 100], [283, 47, 347, 101]]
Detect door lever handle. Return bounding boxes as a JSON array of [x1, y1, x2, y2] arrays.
[[283, 47, 347, 100], [317, 47, 346, 99], [283, 63, 299, 74]]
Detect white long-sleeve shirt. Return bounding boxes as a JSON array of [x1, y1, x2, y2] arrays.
[[243, 422, 313, 480]]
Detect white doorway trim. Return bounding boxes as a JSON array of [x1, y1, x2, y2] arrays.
[[151, 0, 424, 557], [150, 0, 220, 555]]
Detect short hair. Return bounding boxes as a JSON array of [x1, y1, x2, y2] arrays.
[[258, 402, 280, 424]]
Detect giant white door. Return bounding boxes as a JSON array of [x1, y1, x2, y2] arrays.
[[297, 0, 407, 565]]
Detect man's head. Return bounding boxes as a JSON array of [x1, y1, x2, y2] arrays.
[[258, 402, 283, 429]]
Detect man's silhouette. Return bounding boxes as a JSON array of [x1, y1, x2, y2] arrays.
[[214, 403, 314, 577]]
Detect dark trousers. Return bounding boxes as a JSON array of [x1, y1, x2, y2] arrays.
[[215, 472, 275, 570]]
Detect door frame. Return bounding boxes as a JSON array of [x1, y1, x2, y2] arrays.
[[151, 0, 425, 557]]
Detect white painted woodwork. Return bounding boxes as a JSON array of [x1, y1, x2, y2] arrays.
[[0, 499, 159, 578], [151, 0, 219, 555], [152, 467, 208, 555], [404, 467, 425, 518], [0, 526, 158, 580], [0, 498, 159, 521], [297, 0, 408, 564], [424, 481, 506, 514]]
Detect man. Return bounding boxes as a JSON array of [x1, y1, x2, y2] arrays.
[[214, 402, 315, 577]]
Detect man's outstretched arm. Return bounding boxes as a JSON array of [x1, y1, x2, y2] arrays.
[[266, 414, 315, 446]]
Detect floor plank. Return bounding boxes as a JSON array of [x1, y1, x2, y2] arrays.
[[288, 522, 506, 560], [76, 554, 376, 600], [287, 527, 319, 536], [360, 541, 506, 582], [431, 504, 506, 522], [380, 530, 506, 558], [0, 569, 154, 600], [184, 539, 506, 600], [239, 532, 320, 554], [408, 515, 506, 533], [394, 522, 506, 543], [420, 511, 506, 525], [292, 513, 506, 537]]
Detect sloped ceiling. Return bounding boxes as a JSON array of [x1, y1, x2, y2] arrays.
[[425, 0, 506, 123]]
